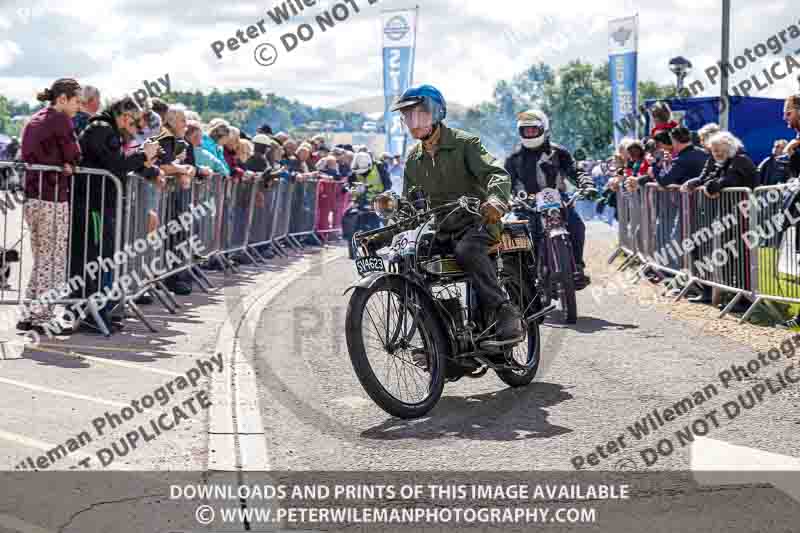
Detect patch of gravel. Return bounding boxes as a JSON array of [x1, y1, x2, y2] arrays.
[[585, 234, 797, 355]]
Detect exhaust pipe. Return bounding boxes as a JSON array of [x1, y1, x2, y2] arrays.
[[526, 303, 557, 324]]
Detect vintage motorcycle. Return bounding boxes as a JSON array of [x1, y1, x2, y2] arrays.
[[344, 191, 555, 419], [509, 186, 597, 324]]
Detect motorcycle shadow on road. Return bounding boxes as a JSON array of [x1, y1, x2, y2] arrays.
[[360, 382, 572, 442], [544, 316, 639, 334]]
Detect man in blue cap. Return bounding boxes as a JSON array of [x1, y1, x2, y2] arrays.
[[392, 84, 523, 344]]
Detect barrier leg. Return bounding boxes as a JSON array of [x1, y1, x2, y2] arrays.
[[191, 265, 214, 289], [85, 299, 111, 337], [617, 254, 637, 272], [248, 245, 268, 264], [675, 279, 697, 302], [220, 253, 240, 273], [632, 263, 650, 283], [719, 292, 743, 319], [126, 301, 157, 333], [187, 268, 211, 294], [310, 232, 324, 246], [272, 243, 288, 258], [153, 282, 178, 313], [241, 247, 261, 265], [287, 235, 304, 250], [740, 296, 763, 324]]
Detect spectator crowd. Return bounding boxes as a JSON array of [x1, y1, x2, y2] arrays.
[[2, 77, 405, 335], [590, 94, 800, 326]]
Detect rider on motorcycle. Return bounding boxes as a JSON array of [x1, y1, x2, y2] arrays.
[[505, 109, 595, 289], [392, 84, 524, 344]]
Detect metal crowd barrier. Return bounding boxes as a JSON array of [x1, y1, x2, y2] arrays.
[[608, 187, 645, 270], [610, 180, 800, 323], [0, 163, 353, 340], [0, 162, 124, 337], [192, 172, 224, 269], [270, 178, 296, 253], [217, 176, 261, 265], [740, 184, 800, 322], [288, 179, 322, 247], [247, 177, 286, 259], [120, 173, 218, 332]]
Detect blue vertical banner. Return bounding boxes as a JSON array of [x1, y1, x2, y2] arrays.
[[609, 15, 639, 144], [382, 7, 418, 158]]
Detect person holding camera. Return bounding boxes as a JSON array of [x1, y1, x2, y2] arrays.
[[67, 95, 161, 331]]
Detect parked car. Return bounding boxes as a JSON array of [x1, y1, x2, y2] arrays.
[[362, 121, 378, 133]]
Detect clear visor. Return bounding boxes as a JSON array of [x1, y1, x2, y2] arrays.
[[400, 108, 433, 130]]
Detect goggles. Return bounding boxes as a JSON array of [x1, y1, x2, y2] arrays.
[[400, 108, 433, 130]]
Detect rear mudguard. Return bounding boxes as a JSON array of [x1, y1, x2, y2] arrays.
[[344, 272, 457, 356]]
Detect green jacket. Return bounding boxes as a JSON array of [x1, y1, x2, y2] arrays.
[[402, 124, 511, 238]]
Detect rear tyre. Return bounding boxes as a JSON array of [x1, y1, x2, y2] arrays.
[[345, 276, 447, 419], [553, 237, 578, 324]]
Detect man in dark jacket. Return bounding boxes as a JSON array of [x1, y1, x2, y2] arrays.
[[505, 109, 595, 288], [654, 127, 709, 187], [783, 95, 800, 179], [72, 95, 160, 331], [777, 95, 800, 329], [757, 139, 789, 187]]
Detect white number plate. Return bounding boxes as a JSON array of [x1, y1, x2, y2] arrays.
[[536, 188, 562, 210]]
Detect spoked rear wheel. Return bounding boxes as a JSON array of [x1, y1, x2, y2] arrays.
[[345, 277, 447, 419], [496, 257, 541, 387]]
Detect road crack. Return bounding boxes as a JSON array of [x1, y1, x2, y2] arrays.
[[57, 492, 167, 533]]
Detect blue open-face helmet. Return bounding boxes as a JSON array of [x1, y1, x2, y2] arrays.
[[391, 85, 447, 125]]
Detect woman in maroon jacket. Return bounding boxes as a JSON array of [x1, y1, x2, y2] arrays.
[[19, 78, 82, 330]]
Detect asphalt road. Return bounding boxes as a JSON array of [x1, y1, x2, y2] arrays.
[[248, 222, 800, 472], [1, 221, 799, 532]]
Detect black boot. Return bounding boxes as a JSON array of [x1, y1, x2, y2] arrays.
[[494, 302, 525, 343], [574, 269, 591, 291]]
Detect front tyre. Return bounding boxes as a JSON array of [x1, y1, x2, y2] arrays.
[[552, 236, 577, 324], [345, 277, 447, 419]]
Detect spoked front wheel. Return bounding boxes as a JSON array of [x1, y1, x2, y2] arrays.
[[551, 236, 578, 324], [345, 277, 447, 419]]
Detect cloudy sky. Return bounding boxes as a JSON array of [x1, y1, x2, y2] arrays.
[[0, 0, 797, 109]]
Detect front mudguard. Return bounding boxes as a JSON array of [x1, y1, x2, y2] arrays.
[[343, 272, 457, 357]]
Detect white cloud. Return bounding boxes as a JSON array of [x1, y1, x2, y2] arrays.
[[0, 40, 22, 71], [0, 0, 795, 110]]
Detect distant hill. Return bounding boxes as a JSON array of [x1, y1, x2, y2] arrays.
[[335, 96, 470, 118]]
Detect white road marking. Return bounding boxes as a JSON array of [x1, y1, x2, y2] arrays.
[[0, 429, 93, 469], [32, 346, 184, 377], [209, 248, 345, 471], [0, 376, 127, 407]]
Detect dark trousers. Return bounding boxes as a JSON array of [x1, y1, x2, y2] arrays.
[[453, 224, 507, 311]]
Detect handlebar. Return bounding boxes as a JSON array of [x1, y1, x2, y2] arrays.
[[510, 187, 599, 211]]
